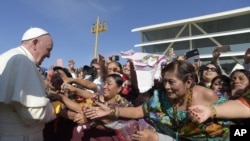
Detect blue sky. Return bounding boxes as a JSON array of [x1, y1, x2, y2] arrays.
[[0, 0, 249, 68]]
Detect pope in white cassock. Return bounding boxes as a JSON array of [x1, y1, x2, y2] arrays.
[[0, 27, 56, 141]]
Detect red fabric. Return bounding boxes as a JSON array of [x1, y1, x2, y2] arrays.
[[237, 97, 250, 108]]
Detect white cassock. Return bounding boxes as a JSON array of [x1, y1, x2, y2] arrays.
[[0, 46, 56, 141]]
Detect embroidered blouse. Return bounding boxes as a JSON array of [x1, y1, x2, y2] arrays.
[[142, 89, 230, 141]]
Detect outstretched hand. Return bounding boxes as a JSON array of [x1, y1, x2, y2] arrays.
[[73, 112, 88, 124], [188, 105, 211, 123], [84, 102, 112, 119], [58, 70, 72, 83], [61, 83, 75, 92]]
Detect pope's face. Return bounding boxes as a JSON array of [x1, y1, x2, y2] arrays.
[[36, 35, 53, 66]]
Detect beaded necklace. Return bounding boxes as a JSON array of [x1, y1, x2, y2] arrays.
[[173, 88, 193, 128]]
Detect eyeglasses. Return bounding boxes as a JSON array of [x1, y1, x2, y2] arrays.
[[204, 67, 217, 72]]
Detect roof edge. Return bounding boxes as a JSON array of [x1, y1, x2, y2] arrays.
[[131, 6, 250, 32]]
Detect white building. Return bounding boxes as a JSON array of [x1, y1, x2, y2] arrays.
[[132, 7, 250, 71]]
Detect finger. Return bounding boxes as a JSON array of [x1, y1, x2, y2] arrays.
[[61, 83, 67, 90], [84, 110, 92, 117], [85, 106, 95, 112], [188, 106, 195, 111], [73, 116, 80, 122], [138, 125, 143, 131], [95, 101, 110, 110], [131, 133, 140, 141], [188, 106, 200, 112], [135, 130, 145, 136], [94, 101, 107, 108], [85, 110, 98, 119]]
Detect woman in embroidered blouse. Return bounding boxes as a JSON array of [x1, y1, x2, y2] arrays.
[[85, 60, 230, 141], [48, 73, 132, 141]]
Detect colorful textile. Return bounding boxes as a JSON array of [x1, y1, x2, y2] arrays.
[[105, 94, 132, 108], [235, 90, 250, 125], [142, 89, 230, 141], [113, 120, 139, 141], [239, 89, 250, 108], [109, 119, 156, 141]]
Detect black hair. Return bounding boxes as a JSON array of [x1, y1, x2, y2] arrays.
[[106, 73, 123, 87], [108, 61, 123, 73], [82, 65, 97, 81], [198, 62, 222, 79], [53, 66, 72, 78], [162, 60, 197, 86], [210, 75, 231, 89], [229, 69, 250, 99], [51, 66, 72, 91]]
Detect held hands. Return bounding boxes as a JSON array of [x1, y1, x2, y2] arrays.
[[84, 102, 112, 119], [61, 83, 75, 92], [73, 112, 88, 124], [188, 105, 212, 123], [132, 129, 158, 141], [74, 101, 111, 124]]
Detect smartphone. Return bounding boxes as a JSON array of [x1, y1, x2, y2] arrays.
[[111, 55, 119, 61], [185, 48, 199, 59], [217, 45, 231, 52]]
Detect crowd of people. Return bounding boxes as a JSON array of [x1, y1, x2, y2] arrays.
[[1, 27, 250, 141]]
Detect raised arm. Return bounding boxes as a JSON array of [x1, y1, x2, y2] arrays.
[[48, 93, 82, 113], [62, 83, 96, 99], [211, 47, 228, 76], [60, 70, 97, 91]]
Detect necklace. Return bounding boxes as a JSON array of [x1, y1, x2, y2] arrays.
[[173, 88, 193, 128]]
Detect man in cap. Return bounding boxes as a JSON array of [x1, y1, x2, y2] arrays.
[[0, 27, 56, 141]]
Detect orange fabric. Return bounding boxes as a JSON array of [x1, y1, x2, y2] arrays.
[[237, 97, 250, 108]]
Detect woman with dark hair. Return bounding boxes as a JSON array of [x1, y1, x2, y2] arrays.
[[49, 73, 132, 141], [190, 69, 250, 124], [189, 69, 250, 126], [198, 62, 222, 88], [107, 61, 123, 75], [210, 75, 231, 98], [43, 66, 80, 141], [229, 69, 250, 99], [107, 60, 140, 105], [84, 60, 230, 141]]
